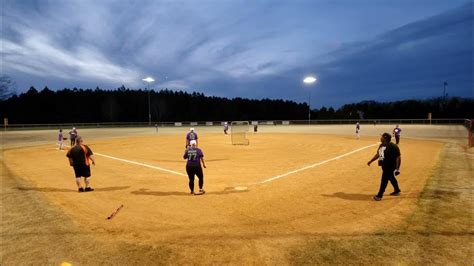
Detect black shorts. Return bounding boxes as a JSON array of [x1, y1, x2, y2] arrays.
[[73, 165, 91, 178]]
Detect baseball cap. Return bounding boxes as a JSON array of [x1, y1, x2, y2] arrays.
[[190, 140, 197, 145], [382, 132, 392, 141]]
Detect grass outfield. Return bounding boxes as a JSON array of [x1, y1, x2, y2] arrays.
[[1, 125, 472, 264]]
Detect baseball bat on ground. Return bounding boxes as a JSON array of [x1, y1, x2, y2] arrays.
[[106, 204, 123, 220]]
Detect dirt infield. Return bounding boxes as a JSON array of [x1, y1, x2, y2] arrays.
[[1, 125, 472, 264]]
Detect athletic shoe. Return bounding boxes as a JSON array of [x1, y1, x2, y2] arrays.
[[190, 191, 194, 195], [373, 195, 382, 201], [85, 187, 94, 192], [78, 187, 84, 193], [390, 191, 401, 196], [199, 189, 205, 194]]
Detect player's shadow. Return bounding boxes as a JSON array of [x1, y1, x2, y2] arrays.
[[131, 187, 248, 197], [16, 186, 130, 193], [321, 192, 376, 201]]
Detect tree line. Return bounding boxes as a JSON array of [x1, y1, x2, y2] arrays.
[[0, 85, 472, 124]]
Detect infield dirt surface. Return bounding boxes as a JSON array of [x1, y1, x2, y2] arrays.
[[1, 125, 472, 264]]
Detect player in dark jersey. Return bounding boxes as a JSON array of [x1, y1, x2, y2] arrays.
[[367, 133, 402, 201], [66, 136, 96, 192], [183, 140, 206, 195], [355, 122, 360, 139], [68, 127, 78, 146], [185, 128, 198, 147], [393, 125, 402, 144]]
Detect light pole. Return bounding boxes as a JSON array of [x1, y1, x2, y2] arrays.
[[303, 76, 317, 125], [142, 77, 155, 125], [443, 81, 448, 102]]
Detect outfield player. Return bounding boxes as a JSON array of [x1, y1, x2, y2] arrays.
[[393, 125, 402, 144], [355, 122, 360, 139], [224, 122, 229, 134], [185, 128, 198, 147], [68, 127, 78, 146], [58, 129, 66, 150], [183, 140, 206, 195], [66, 136, 96, 193], [367, 133, 401, 201]]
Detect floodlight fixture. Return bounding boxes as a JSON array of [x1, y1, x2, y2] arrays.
[[303, 76, 317, 84], [142, 77, 155, 83]]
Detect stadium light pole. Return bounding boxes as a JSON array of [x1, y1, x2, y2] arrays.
[[303, 76, 317, 125], [142, 77, 155, 125]]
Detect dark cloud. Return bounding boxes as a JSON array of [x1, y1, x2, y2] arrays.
[[1, 0, 471, 107]]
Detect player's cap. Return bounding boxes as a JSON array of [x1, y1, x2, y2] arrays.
[[190, 140, 197, 146], [72, 127, 76, 130], [381, 132, 392, 141], [190, 127, 194, 131]]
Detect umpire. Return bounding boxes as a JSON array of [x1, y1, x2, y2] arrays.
[[367, 133, 401, 201], [183, 140, 206, 195], [66, 136, 96, 192]]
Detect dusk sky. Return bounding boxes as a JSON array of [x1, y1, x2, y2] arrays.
[[2, 0, 472, 108]]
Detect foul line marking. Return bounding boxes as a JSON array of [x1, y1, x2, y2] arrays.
[[93, 152, 187, 177], [259, 143, 378, 184], [59, 143, 186, 176]]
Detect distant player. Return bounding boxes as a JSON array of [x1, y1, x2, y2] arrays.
[[393, 125, 402, 144], [224, 122, 229, 134], [68, 127, 78, 146], [186, 128, 198, 147], [183, 140, 206, 195], [66, 136, 96, 193], [155, 123, 158, 133], [254, 124, 258, 133], [355, 122, 360, 139], [367, 133, 402, 201], [58, 129, 64, 150]]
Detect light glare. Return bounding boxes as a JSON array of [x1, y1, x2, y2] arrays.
[[303, 76, 317, 84], [142, 77, 155, 83]]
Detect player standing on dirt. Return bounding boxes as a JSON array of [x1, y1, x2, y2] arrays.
[[356, 122, 360, 139], [66, 136, 96, 193], [68, 127, 78, 146], [224, 122, 229, 134], [183, 140, 206, 195], [58, 129, 64, 150], [393, 125, 402, 144], [186, 128, 198, 147], [367, 133, 401, 201]]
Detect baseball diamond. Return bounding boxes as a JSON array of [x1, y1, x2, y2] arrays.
[[2, 124, 472, 264]]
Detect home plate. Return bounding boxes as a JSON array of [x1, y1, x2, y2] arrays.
[[234, 186, 248, 191]]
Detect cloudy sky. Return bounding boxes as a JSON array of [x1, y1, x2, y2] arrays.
[[2, 0, 472, 107]]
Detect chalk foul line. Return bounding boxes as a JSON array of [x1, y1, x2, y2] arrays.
[[259, 143, 378, 184], [94, 152, 186, 176]]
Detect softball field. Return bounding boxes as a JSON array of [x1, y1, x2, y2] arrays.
[[1, 124, 472, 264]]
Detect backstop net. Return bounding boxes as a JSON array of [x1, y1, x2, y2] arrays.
[[231, 121, 250, 145]]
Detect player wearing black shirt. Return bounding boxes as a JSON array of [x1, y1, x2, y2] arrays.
[[66, 136, 96, 193], [367, 133, 401, 201]]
